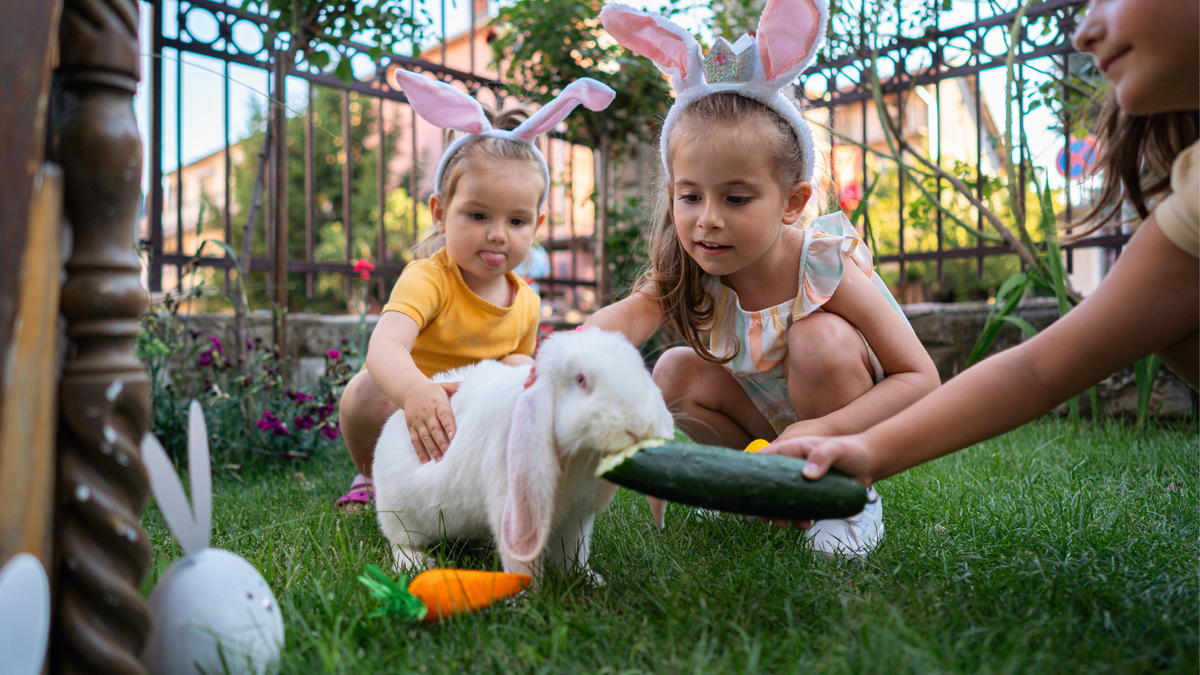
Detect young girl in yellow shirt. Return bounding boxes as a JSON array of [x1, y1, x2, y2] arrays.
[[336, 73, 614, 511]]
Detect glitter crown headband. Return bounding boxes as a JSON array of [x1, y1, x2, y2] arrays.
[[599, 0, 828, 183], [389, 70, 617, 206]]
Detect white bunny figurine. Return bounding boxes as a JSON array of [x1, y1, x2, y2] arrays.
[[0, 552, 51, 675], [140, 401, 284, 675], [372, 328, 675, 585]]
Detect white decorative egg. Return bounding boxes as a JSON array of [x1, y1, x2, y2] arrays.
[[143, 548, 284, 675], [139, 402, 287, 675]]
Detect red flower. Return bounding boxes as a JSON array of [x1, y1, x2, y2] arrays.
[[839, 183, 864, 213], [353, 259, 376, 280]]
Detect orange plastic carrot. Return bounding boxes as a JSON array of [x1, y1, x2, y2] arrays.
[[407, 569, 532, 622]]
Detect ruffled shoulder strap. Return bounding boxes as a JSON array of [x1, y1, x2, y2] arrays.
[[794, 211, 893, 319]]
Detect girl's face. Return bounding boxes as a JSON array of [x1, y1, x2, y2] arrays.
[[670, 125, 810, 281], [431, 161, 545, 293], [1072, 0, 1200, 115]]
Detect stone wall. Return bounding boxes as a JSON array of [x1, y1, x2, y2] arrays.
[[165, 301, 1196, 419]]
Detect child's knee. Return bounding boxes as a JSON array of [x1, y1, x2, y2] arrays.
[[787, 314, 871, 383], [341, 369, 396, 424], [652, 347, 701, 394]]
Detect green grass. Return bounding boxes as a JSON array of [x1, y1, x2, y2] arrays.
[[140, 419, 1199, 674]]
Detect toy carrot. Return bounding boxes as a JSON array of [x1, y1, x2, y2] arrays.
[[358, 565, 530, 623], [408, 569, 531, 622]]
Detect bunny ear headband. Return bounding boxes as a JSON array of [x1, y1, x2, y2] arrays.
[[600, 0, 828, 183], [389, 70, 617, 206]]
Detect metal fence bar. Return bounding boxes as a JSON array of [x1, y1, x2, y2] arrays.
[[305, 82, 315, 298]]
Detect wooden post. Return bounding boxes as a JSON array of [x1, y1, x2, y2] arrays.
[[0, 0, 63, 571], [52, 0, 154, 672]]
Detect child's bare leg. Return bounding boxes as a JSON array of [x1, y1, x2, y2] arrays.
[[785, 313, 874, 424], [339, 369, 399, 478], [1157, 330, 1199, 389], [652, 347, 776, 448]]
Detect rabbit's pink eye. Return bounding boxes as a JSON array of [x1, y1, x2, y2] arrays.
[[575, 373, 588, 390]]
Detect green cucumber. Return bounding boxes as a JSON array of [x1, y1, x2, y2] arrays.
[[596, 439, 867, 520]]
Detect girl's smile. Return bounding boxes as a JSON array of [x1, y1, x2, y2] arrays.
[[1072, 0, 1199, 115]]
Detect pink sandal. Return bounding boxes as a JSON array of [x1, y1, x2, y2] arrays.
[[335, 474, 374, 513]]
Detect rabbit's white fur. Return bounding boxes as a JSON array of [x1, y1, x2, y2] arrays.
[[372, 329, 674, 584]]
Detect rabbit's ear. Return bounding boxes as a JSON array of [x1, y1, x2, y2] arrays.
[[600, 4, 701, 83], [757, 0, 828, 87], [501, 367, 559, 563], [0, 553, 50, 675], [390, 68, 493, 134], [141, 431, 205, 556], [511, 79, 616, 142], [187, 400, 212, 550]]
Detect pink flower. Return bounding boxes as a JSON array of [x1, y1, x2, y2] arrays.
[[326, 349, 341, 360], [320, 423, 340, 440], [209, 336, 223, 353], [354, 259, 375, 280]]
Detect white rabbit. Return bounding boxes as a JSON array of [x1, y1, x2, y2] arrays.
[[372, 328, 674, 585]]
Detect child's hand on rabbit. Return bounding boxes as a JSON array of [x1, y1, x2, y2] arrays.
[[400, 379, 460, 463]]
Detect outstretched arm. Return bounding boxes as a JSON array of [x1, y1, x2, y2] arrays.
[[584, 284, 667, 347], [765, 216, 1199, 487]]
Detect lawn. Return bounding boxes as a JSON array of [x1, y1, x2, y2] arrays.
[[140, 418, 1199, 674]]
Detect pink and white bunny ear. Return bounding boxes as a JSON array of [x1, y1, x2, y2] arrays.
[[512, 79, 616, 142], [390, 68, 493, 134], [757, 0, 829, 87], [501, 367, 560, 563], [600, 4, 702, 85]]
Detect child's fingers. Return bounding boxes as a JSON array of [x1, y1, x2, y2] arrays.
[[436, 404, 456, 443], [800, 445, 835, 480], [409, 426, 432, 464]]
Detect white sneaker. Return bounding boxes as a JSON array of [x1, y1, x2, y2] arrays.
[[805, 487, 883, 559]]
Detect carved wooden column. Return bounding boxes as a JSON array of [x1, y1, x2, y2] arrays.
[[51, 0, 154, 673]]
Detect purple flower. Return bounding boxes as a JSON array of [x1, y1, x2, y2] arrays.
[[190, 329, 204, 340], [198, 350, 214, 367], [340, 337, 349, 345], [288, 390, 314, 404], [256, 410, 289, 435], [210, 336, 223, 353], [326, 349, 341, 360], [294, 414, 315, 431], [320, 423, 340, 441], [317, 403, 335, 420]]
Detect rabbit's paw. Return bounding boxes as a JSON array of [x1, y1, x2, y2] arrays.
[[580, 566, 606, 587], [391, 545, 434, 574]]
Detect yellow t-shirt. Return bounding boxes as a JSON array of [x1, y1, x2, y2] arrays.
[[381, 247, 540, 377], [1155, 140, 1199, 258]]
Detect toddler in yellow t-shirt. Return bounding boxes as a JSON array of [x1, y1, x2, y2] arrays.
[[335, 71, 614, 512]]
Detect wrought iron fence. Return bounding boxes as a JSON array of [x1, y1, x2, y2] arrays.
[[800, 0, 1122, 302], [143, 0, 599, 319]]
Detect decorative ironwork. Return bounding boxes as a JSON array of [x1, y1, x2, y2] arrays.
[[797, 0, 1121, 285], [53, 0, 154, 673]]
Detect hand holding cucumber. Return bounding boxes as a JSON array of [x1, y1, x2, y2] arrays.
[[753, 434, 874, 531]]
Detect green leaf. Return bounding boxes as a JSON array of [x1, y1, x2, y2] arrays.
[[309, 50, 330, 70], [998, 314, 1038, 338], [335, 58, 354, 84]]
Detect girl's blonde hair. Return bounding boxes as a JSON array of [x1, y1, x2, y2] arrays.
[[638, 92, 808, 364], [413, 104, 547, 258], [1073, 94, 1198, 236]]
